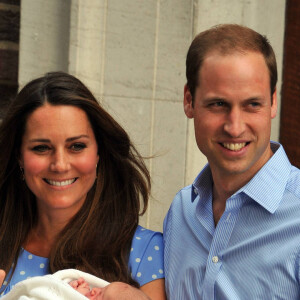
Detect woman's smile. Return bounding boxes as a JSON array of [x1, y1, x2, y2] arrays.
[[43, 178, 78, 187]]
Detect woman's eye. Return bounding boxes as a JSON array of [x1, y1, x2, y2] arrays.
[[70, 143, 86, 151], [32, 145, 50, 152]]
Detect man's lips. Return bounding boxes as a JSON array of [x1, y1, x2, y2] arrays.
[[221, 142, 249, 151], [43, 178, 78, 187]]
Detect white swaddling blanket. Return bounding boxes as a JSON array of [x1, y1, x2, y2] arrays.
[[1, 269, 110, 300]]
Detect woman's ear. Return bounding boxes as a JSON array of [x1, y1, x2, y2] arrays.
[[183, 85, 194, 119], [18, 154, 24, 168]]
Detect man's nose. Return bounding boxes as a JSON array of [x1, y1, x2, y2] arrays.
[[223, 108, 246, 138]]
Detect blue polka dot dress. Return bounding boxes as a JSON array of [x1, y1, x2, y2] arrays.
[[128, 225, 164, 286], [1, 225, 164, 296]]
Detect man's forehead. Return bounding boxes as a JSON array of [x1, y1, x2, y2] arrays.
[[199, 50, 268, 79], [203, 49, 263, 62]]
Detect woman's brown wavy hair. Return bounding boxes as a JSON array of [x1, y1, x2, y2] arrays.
[[0, 72, 150, 290]]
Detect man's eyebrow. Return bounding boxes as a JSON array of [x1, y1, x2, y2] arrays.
[[244, 96, 263, 101], [202, 97, 227, 103]]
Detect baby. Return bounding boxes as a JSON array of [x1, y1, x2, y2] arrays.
[[70, 277, 151, 300], [1, 269, 150, 300], [0, 269, 109, 300]]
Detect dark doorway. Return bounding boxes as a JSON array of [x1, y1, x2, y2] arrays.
[[280, 0, 300, 168], [0, 0, 20, 118]]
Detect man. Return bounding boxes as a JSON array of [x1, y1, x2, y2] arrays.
[[163, 24, 300, 299]]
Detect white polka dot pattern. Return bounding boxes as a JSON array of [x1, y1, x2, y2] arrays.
[[128, 225, 164, 286], [1, 248, 49, 295]]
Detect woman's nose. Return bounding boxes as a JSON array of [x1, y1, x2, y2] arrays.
[[49, 150, 71, 172]]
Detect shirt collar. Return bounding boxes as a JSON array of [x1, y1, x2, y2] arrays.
[[191, 164, 212, 202], [191, 142, 292, 213], [239, 142, 291, 213]]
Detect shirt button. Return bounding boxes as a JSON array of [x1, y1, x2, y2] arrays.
[[194, 188, 198, 195], [212, 256, 219, 263]]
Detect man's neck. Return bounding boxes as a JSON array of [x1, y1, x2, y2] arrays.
[[211, 171, 253, 225]]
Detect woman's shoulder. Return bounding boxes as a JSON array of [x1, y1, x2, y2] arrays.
[[132, 225, 163, 253], [133, 225, 163, 240], [1, 249, 49, 296], [129, 225, 164, 286]]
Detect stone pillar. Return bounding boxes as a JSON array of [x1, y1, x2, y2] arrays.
[[18, 0, 71, 88]]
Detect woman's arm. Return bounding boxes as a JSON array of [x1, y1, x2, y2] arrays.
[[140, 278, 166, 300]]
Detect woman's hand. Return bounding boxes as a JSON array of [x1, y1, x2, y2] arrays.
[[0, 269, 5, 287]]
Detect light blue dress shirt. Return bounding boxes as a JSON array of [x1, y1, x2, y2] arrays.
[[164, 142, 300, 299]]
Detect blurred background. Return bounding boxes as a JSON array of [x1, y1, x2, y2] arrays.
[[1, 0, 299, 231]]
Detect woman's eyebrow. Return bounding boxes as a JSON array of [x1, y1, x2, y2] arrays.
[[28, 138, 50, 143], [66, 135, 90, 142], [28, 135, 90, 143]]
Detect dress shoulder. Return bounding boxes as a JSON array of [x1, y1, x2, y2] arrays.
[[129, 225, 164, 286], [1, 249, 49, 296]]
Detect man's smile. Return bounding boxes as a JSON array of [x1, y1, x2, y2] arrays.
[[221, 142, 248, 151]]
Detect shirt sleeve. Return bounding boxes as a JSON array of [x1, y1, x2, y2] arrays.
[[128, 226, 164, 286]]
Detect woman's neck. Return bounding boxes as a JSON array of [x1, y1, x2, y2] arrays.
[[24, 212, 69, 257]]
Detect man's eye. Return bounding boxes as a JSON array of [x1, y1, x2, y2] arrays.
[[250, 102, 260, 107], [215, 101, 224, 107], [209, 101, 224, 107], [32, 145, 50, 152], [70, 143, 86, 151]]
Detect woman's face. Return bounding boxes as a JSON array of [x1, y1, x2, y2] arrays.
[[19, 104, 99, 217]]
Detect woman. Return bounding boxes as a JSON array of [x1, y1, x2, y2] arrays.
[[0, 72, 165, 299]]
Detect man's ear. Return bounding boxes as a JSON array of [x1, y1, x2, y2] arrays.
[[271, 88, 277, 119], [183, 85, 194, 119]]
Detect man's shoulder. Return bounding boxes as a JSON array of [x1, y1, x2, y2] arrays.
[[165, 184, 198, 222], [286, 165, 300, 198], [172, 184, 194, 204]]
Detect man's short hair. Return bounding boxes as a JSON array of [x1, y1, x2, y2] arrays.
[[186, 24, 277, 102]]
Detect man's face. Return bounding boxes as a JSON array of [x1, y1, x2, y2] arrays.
[[184, 51, 277, 181]]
